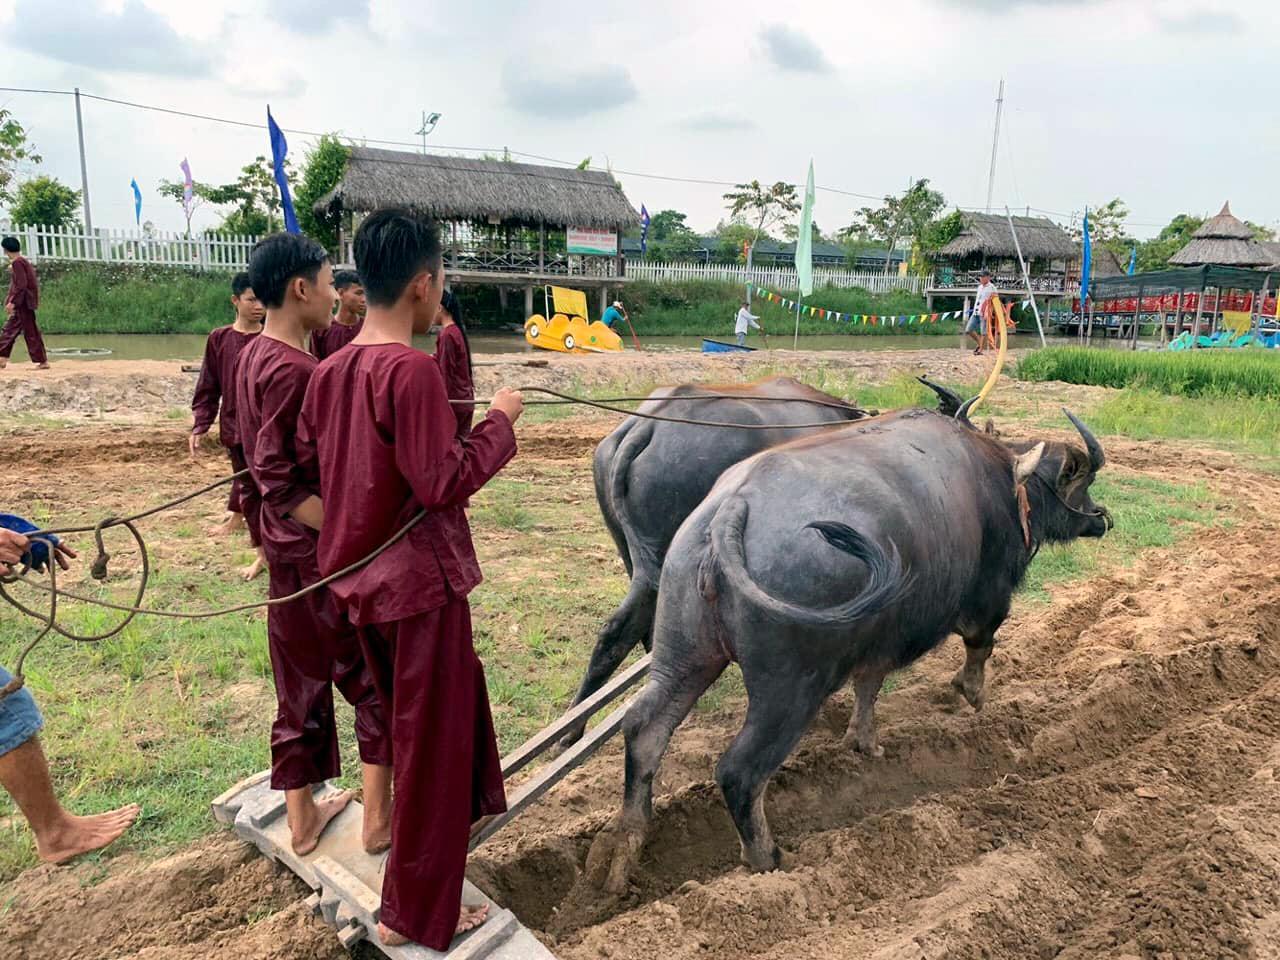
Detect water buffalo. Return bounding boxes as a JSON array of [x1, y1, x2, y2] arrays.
[[563, 376, 971, 750], [561, 377, 872, 745], [588, 406, 1110, 888]]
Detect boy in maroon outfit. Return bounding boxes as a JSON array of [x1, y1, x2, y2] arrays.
[[310, 269, 365, 360], [434, 289, 474, 441], [0, 236, 48, 370], [236, 234, 392, 855], [297, 209, 523, 949], [191, 272, 267, 579]]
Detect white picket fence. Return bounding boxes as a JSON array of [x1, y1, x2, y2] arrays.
[[627, 260, 932, 295], [0, 222, 260, 270]]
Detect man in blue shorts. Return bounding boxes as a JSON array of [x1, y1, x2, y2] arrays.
[[966, 269, 996, 355], [0, 527, 140, 863]]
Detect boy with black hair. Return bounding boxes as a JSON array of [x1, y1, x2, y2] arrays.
[[236, 235, 392, 856], [0, 236, 48, 370], [298, 208, 523, 949], [310, 269, 366, 360], [192, 272, 267, 579]]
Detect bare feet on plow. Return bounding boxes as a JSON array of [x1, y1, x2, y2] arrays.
[[36, 804, 141, 865], [362, 810, 391, 855], [290, 790, 353, 856], [378, 905, 489, 946]]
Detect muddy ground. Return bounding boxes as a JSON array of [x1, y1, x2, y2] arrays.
[[3, 350, 1280, 960]]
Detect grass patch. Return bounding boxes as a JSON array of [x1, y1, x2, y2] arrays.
[[1084, 389, 1280, 461], [1019, 473, 1225, 602], [1018, 346, 1280, 399]]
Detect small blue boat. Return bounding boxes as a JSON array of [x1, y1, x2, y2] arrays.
[[702, 338, 755, 354]]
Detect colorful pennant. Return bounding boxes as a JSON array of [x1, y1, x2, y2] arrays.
[[752, 286, 1033, 328]]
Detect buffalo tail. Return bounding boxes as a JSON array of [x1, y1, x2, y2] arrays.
[[706, 498, 909, 627]]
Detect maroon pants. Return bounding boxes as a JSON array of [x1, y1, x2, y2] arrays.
[[362, 599, 507, 950], [0, 308, 46, 364], [226, 446, 261, 546], [267, 559, 390, 790]]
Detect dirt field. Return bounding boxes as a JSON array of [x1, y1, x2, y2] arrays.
[[3, 350, 1279, 960]]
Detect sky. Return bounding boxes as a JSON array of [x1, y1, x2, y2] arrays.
[[0, 0, 1276, 240]]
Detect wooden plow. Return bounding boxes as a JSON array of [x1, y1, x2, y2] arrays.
[[212, 653, 652, 959]]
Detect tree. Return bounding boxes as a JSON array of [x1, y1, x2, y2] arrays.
[[722, 180, 800, 267], [643, 208, 702, 261], [843, 178, 945, 274], [294, 134, 351, 252], [649, 209, 691, 242], [917, 209, 965, 264], [1070, 198, 1133, 258], [782, 220, 825, 244], [1134, 213, 1203, 271], [10, 176, 80, 227], [711, 219, 761, 264], [0, 109, 41, 207], [159, 155, 293, 237]]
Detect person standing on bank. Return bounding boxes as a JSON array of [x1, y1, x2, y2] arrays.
[[967, 269, 996, 356], [0, 237, 48, 370], [734, 301, 761, 347]]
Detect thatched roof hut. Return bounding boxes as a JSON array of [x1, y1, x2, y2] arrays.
[[1257, 240, 1280, 269], [937, 212, 1076, 261], [1091, 246, 1126, 278], [1168, 202, 1271, 267], [315, 147, 638, 229]]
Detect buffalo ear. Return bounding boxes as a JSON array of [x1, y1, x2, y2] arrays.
[[1013, 442, 1045, 486]]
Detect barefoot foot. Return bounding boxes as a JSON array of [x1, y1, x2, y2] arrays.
[[290, 790, 353, 856], [240, 556, 267, 581], [363, 816, 391, 855], [36, 803, 141, 865], [377, 904, 488, 946], [34, 362, 49, 370]]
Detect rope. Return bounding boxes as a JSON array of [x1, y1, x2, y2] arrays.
[[0, 385, 879, 697], [969, 296, 1010, 418]]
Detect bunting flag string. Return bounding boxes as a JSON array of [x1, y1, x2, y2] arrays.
[[751, 286, 1032, 328]]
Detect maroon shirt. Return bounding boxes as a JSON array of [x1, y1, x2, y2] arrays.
[[297, 343, 517, 626], [5, 256, 38, 312], [310, 317, 363, 361], [434, 324, 474, 441], [235, 336, 319, 565], [192, 325, 259, 445]]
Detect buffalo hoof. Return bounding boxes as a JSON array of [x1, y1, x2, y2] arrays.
[[585, 821, 645, 896], [742, 843, 795, 874], [840, 731, 885, 759], [950, 669, 987, 711]]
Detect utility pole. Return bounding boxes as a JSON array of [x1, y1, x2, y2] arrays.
[[416, 111, 441, 153], [985, 78, 1004, 214], [74, 87, 93, 233]]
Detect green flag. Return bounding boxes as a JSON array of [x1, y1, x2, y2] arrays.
[[795, 159, 815, 297]]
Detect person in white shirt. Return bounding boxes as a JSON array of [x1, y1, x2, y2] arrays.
[[967, 270, 996, 355], [734, 302, 761, 347]]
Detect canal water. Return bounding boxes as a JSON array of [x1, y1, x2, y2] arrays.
[[32, 331, 1090, 363]]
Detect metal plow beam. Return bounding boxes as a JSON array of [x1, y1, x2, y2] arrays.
[[211, 653, 653, 959]]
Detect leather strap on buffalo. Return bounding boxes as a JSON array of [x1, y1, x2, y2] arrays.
[[1015, 482, 1032, 549]]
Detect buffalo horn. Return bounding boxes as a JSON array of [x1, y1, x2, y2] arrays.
[[954, 396, 978, 429], [917, 376, 963, 416], [1063, 408, 1106, 471]]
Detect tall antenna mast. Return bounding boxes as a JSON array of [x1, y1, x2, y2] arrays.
[[985, 79, 1005, 213]]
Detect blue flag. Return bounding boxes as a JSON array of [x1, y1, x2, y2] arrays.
[[639, 205, 650, 254], [130, 178, 142, 226], [267, 107, 299, 234], [1127, 243, 1137, 275], [1080, 208, 1092, 302]]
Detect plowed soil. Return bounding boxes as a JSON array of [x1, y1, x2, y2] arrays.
[[3, 358, 1279, 960]]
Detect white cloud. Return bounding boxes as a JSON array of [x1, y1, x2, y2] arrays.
[[1159, 8, 1243, 34], [11, 0, 214, 76], [501, 61, 637, 118], [758, 24, 831, 73], [678, 113, 757, 133], [266, 0, 371, 34]]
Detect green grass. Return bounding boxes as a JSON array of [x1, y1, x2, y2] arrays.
[[1019, 473, 1226, 602], [2, 262, 237, 335], [1080, 389, 1280, 461], [1017, 346, 1280, 399]]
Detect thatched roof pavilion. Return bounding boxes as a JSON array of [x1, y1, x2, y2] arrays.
[[316, 147, 639, 230], [317, 147, 640, 309], [927, 212, 1077, 308], [937, 212, 1077, 261], [1168, 202, 1272, 267]]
